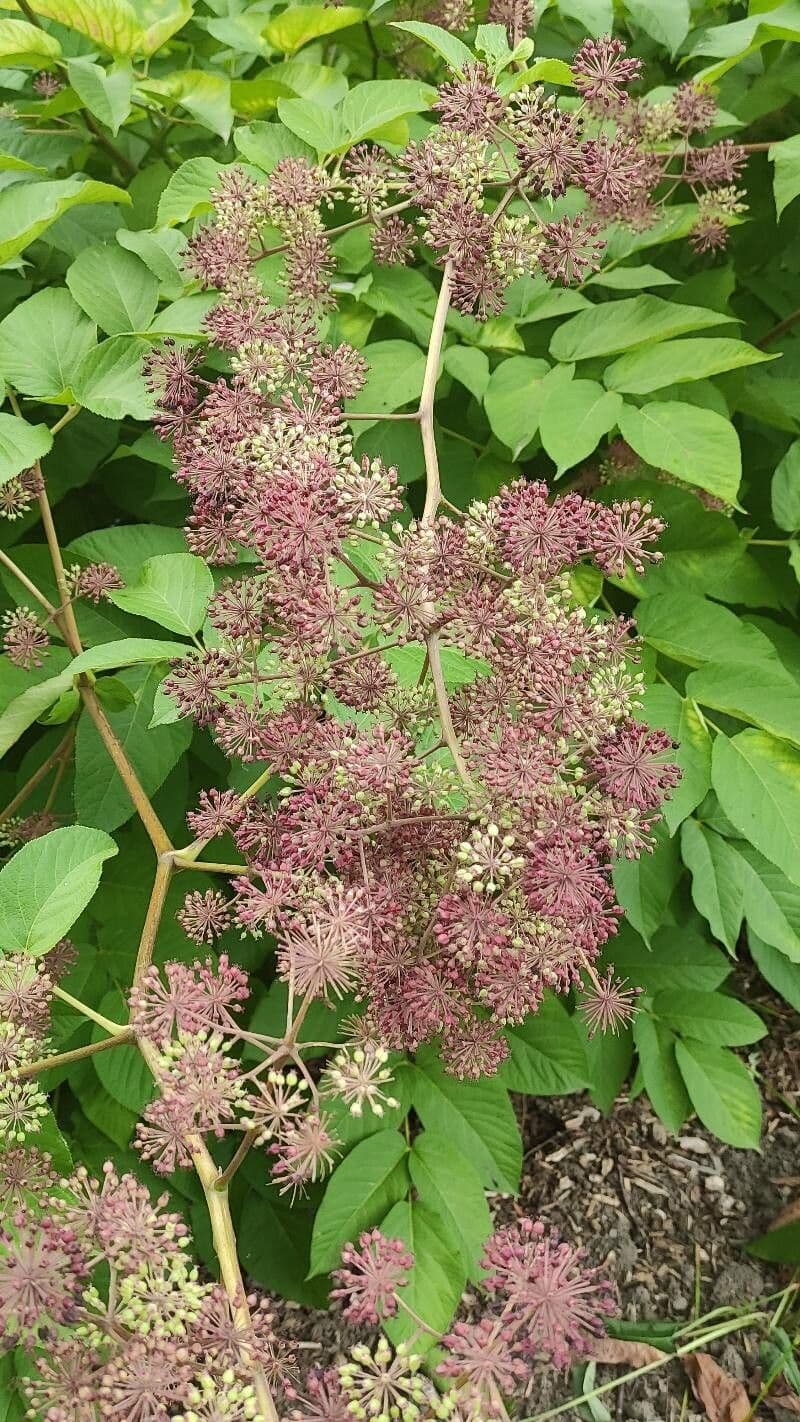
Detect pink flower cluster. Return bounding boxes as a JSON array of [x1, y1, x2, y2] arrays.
[[176, 43, 743, 322], [289, 1220, 614, 1422], [0, 1152, 296, 1419], [146, 298, 677, 1077]]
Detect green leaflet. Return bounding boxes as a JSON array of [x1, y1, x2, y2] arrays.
[[382, 1199, 466, 1354], [411, 1047, 522, 1192], [0, 413, 53, 485], [0, 287, 96, 400], [674, 1040, 762, 1149], [618, 400, 741, 504], [550, 295, 737, 362], [0, 177, 130, 265], [0, 826, 118, 956], [67, 245, 158, 335], [108, 553, 213, 636], [712, 731, 800, 889], [407, 1132, 491, 1280], [501, 993, 589, 1096], [308, 1130, 409, 1275]]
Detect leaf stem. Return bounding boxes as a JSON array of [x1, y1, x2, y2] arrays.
[[758, 307, 800, 347], [0, 548, 60, 619], [173, 858, 251, 875], [214, 1126, 260, 1191], [523, 1315, 766, 1422], [80, 686, 173, 855], [133, 858, 174, 981], [416, 262, 474, 790], [0, 729, 74, 823], [53, 986, 127, 1034], [49, 404, 81, 437], [10, 1028, 134, 1081]]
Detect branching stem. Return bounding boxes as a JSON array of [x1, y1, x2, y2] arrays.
[[416, 262, 474, 789], [10, 1028, 134, 1081], [0, 729, 74, 823]]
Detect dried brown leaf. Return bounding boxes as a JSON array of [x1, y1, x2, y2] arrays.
[[683, 1352, 751, 1422], [591, 1338, 668, 1367], [764, 1388, 800, 1416]]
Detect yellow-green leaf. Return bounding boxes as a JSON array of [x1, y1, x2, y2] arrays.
[[0, 16, 61, 64], [0, 176, 130, 265], [265, 4, 364, 53]]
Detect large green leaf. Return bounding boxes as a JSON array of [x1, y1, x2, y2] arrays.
[[408, 1132, 491, 1279], [347, 341, 427, 416], [140, 71, 233, 141], [612, 821, 680, 947], [67, 58, 132, 134], [0, 177, 130, 265], [770, 133, 800, 218], [0, 653, 74, 757], [583, 1023, 633, 1115], [0, 288, 95, 401], [390, 20, 473, 72], [67, 245, 158, 335], [70, 638, 190, 675], [108, 553, 213, 636], [233, 122, 315, 173], [483, 355, 550, 457], [116, 227, 186, 296], [636, 592, 776, 667], [75, 663, 192, 833], [309, 1129, 409, 1275], [156, 158, 243, 227], [238, 1189, 329, 1307], [339, 79, 436, 144], [625, 0, 689, 52], [68, 524, 188, 584], [618, 401, 741, 504], [411, 1047, 521, 1191], [633, 1014, 691, 1133], [637, 685, 711, 832], [501, 993, 589, 1095], [0, 413, 53, 487], [12, 0, 191, 55], [72, 335, 153, 419], [0, 826, 117, 956], [604, 338, 773, 395], [712, 730, 800, 888], [550, 295, 736, 362], [610, 923, 731, 994], [0, 17, 61, 64], [686, 659, 800, 748], [736, 843, 800, 961], [276, 97, 346, 153], [559, 0, 613, 36], [265, 5, 364, 52], [680, 820, 743, 953], [652, 990, 765, 1047], [749, 931, 800, 1011], [382, 1199, 466, 1354], [539, 374, 622, 474], [675, 1039, 761, 1149], [772, 438, 800, 533]]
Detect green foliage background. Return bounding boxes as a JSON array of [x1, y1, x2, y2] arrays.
[[1, 0, 800, 1367]]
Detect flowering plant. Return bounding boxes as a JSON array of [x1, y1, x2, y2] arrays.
[[1, 0, 798, 1415]]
